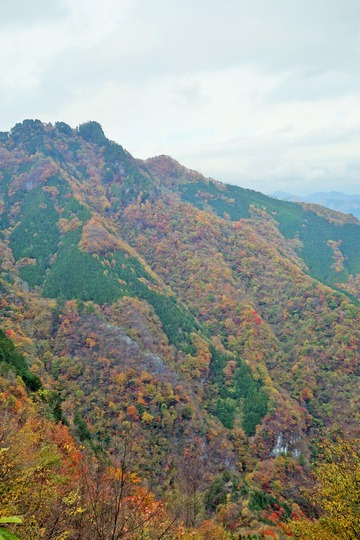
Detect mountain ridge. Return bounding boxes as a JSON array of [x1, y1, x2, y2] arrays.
[[0, 119, 359, 539], [273, 189, 360, 219]]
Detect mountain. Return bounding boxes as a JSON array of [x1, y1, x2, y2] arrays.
[[0, 119, 359, 539], [274, 190, 360, 219]]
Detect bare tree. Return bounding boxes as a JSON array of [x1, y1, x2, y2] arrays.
[[76, 437, 180, 540]]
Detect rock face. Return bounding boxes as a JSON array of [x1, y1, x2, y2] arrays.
[[271, 432, 301, 458]]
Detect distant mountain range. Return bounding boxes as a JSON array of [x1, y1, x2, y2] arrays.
[[273, 190, 360, 219]]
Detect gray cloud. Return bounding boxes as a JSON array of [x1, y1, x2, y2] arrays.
[[1, 0, 360, 195], [35, 0, 360, 90], [127, 0, 360, 75], [0, 0, 69, 27]]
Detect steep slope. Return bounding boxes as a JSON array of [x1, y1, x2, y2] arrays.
[[1, 120, 360, 538], [162, 167, 360, 294], [0, 119, 243, 484], [119, 192, 360, 435], [0, 121, 198, 353]]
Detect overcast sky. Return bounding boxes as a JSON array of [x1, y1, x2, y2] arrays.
[[1, 0, 360, 195]]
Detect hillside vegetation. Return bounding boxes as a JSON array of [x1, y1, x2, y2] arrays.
[[0, 120, 359, 539]]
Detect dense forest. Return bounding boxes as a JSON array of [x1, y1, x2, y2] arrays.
[[0, 120, 359, 539]]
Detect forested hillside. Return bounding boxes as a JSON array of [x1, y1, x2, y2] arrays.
[[0, 120, 359, 539]]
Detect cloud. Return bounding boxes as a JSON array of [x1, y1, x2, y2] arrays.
[[0, 0, 69, 27], [1, 0, 360, 194]]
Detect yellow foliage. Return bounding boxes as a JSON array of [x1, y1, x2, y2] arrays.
[[288, 437, 360, 540], [141, 411, 154, 423]]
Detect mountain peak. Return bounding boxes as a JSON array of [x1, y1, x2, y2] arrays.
[[144, 154, 206, 185], [77, 121, 107, 145]]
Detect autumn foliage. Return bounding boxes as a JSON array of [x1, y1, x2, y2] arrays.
[[0, 120, 360, 539]]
